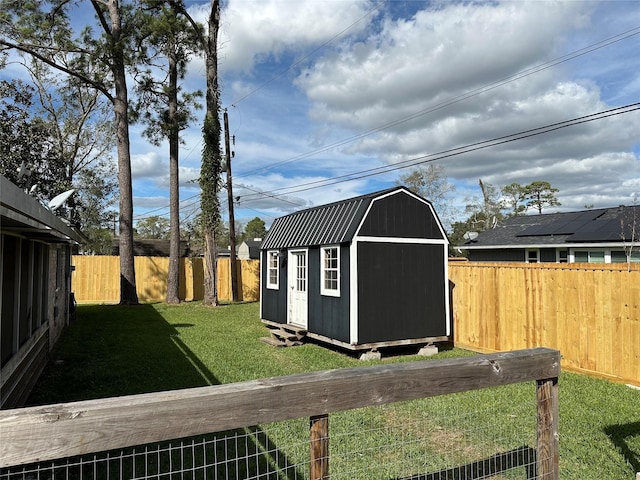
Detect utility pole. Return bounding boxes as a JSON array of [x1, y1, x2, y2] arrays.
[[224, 109, 239, 301]]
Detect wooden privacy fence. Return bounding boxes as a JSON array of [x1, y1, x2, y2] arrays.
[[0, 348, 560, 479], [449, 261, 640, 386], [72, 256, 260, 303], [72, 256, 639, 386]]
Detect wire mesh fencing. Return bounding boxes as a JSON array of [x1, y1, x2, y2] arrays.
[[1, 383, 545, 480], [0, 349, 559, 480]]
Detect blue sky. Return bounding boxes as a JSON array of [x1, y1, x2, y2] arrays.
[[6, 0, 640, 232], [148, 0, 640, 231]]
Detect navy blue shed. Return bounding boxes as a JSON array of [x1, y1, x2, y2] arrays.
[[260, 186, 451, 351]]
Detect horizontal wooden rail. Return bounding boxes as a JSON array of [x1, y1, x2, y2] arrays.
[[0, 348, 559, 468]]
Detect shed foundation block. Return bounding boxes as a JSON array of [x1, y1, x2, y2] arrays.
[[359, 350, 381, 361], [418, 345, 439, 357]]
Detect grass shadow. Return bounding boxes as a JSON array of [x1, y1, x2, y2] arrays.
[[22, 304, 304, 479], [604, 422, 640, 472], [392, 445, 537, 480]]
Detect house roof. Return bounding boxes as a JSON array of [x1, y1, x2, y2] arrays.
[[262, 186, 434, 250], [0, 175, 84, 244], [241, 239, 262, 258], [111, 238, 191, 257], [459, 205, 640, 249]]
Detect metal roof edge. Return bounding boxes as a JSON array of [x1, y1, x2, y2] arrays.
[[1, 175, 83, 244]]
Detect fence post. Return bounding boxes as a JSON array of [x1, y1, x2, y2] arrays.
[[310, 414, 329, 480], [536, 377, 559, 479]]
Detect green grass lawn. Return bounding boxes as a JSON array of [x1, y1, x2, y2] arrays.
[[26, 302, 640, 479]]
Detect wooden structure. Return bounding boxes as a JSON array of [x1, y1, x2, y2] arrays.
[[458, 205, 640, 264], [260, 186, 451, 351], [0, 176, 83, 408], [449, 261, 640, 386], [71, 257, 260, 303], [0, 348, 560, 480]]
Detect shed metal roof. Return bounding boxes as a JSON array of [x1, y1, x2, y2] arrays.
[[262, 187, 411, 250]]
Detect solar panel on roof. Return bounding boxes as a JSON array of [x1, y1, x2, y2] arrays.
[[516, 210, 606, 237]]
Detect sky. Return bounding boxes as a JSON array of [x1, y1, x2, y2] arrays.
[[6, 0, 640, 232]]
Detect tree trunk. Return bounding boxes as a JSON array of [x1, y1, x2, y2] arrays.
[[203, 230, 217, 305], [201, 0, 222, 307], [109, 0, 138, 305], [166, 44, 181, 304]]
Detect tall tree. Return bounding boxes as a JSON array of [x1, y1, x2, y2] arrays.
[[397, 164, 457, 229], [501, 182, 528, 217], [0, 79, 61, 195], [136, 215, 171, 239], [0, 74, 117, 252], [525, 180, 561, 214], [171, 0, 223, 305], [242, 217, 267, 242], [132, 0, 202, 303], [0, 0, 140, 304]]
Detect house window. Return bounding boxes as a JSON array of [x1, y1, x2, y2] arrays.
[[611, 250, 640, 263], [574, 250, 605, 263], [267, 251, 279, 289], [526, 249, 539, 263], [557, 250, 568, 263], [611, 250, 627, 263], [321, 246, 340, 297]]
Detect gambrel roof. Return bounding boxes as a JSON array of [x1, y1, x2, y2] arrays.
[[261, 186, 445, 250]]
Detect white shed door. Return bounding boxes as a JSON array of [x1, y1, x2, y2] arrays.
[[288, 250, 308, 328]]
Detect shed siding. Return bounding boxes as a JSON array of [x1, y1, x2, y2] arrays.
[[358, 193, 443, 240], [357, 242, 446, 343], [307, 245, 350, 343], [260, 251, 287, 324]]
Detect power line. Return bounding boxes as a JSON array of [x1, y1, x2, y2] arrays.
[[235, 183, 306, 207], [133, 102, 639, 219], [235, 26, 640, 179], [238, 103, 640, 199]]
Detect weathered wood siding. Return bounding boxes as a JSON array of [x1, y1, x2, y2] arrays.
[[449, 261, 640, 386], [72, 257, 259, 303]]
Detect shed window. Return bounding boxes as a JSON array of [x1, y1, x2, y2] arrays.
[[526, 249, 539, 263], [321, 246, 340, 297], [267, 251, 279, 289]]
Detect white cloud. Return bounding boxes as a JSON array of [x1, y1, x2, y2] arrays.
[[219, 0, 375, 72], [131, 152, 166, 179]]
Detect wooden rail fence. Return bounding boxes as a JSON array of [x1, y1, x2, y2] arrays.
[[0, 348, 560, 479]]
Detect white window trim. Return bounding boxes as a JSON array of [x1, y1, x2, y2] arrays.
[[569, 248, 640, 264], [556, 249, 568, 263], [320, 245, 340, 297], [266, 250, 279, 289], [525, 249, 539, 263]]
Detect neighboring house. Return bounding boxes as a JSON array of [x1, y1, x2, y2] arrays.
[[1, 175, 83, 408], [260, 186, 451, 352], [110, 238, 190, 257], [237, 239, 262, 260], [458, 205, 640, 263]]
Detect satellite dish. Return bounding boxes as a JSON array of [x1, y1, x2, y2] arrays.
[[463, 231, 479, 241], [48, 189, 75, 211]]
